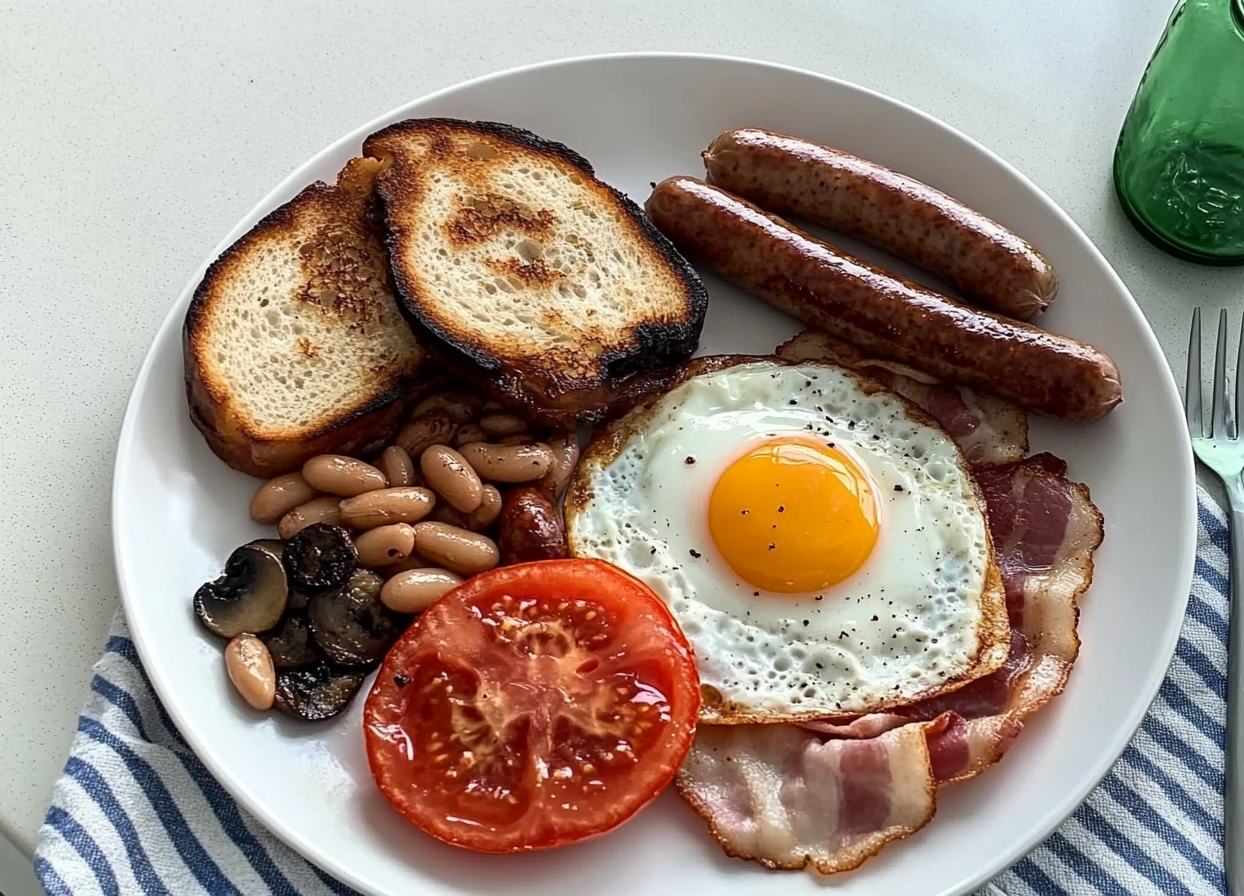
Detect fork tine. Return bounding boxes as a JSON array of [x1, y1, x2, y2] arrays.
[[1187, 308, 1203, 436], [1235, 311, 1244, 439], [1214, 309, 1230, 439]]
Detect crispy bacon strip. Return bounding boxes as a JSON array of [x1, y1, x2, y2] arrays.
[[678, 724, 935, 874], [677, 409, 1103, 872], [813, 455, 1102, 784], [777, 329, 1028, 464], [923, 454, 1102, 783]]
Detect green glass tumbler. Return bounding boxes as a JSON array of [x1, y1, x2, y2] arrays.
[[1113, 0, 1244, 264]]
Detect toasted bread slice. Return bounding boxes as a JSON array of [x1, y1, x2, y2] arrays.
[[184, 158, 427, 478], [362, 119, 708, 425]]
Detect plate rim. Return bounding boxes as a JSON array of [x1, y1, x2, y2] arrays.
[[111, 50, 1197, 896]]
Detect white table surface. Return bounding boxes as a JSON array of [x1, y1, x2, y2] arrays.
[[1, 0, 1237, 892]]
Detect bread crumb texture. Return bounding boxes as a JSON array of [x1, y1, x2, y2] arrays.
[[366, 120, 701, 385], [193, 181, 422, 437]]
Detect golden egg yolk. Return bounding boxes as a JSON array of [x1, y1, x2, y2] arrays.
[[708, 439, 879, 593]]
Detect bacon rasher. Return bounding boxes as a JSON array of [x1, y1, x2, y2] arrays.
[[676, 332, 1104, 874]]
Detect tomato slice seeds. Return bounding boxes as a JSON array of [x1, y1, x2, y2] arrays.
[[363, 559, 701, 853]]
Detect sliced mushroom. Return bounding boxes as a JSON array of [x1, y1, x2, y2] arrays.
[[282, 523, 357, 595], [272, 662, 366, 721], [248, 538, 287, 555], [308, 569, 407, 666], [193, 542, 288, 639], [261, 613, 322, 669]]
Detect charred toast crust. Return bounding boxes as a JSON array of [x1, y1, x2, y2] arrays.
[[183, 183, 329, 341], [185, 160, 424, 477], [365, 118, 598, 179], [402, 315, 706, 426], [185, 370, 423, 477], [363, 118, 709, 425]]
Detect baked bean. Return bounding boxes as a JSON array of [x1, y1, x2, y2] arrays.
[[377, 552, 433, 577], [380, 568, 464, 614], [277, 496, 342, 540], [460, 442, 554, 483], [302, 455, 387, 497], [428, 503, 470, 529], [249, 473, 318, 525], [429, 484, 502, 532], [480, 413, 528, 437], [538, 434, 580, 501], [376, 445, 416, 488], [412, 390, 483, 425], [354, 523, 417, 569], [396, 411, 457, 459], [421, 445, 483, 513], [473, 484, 503, 528], [495, 433, 535, 447], [225, 634, 276, 711], [413, 522, 500, 575], [481, 400, 506, 413], [498, 487, 568, 565], [339, 487, 436, 530], [453, 423, 487, 448]]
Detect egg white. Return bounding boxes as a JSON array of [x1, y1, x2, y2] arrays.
[[566, 361, 1009, 722]]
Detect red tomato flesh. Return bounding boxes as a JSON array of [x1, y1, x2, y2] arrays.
[[363, 559, 701, 853]]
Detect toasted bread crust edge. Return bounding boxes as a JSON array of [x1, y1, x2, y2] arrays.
[[183, 182, 333, 346], [184, 359, 428, 478], [363, 118, 710, 423], [183, 167, 425, 478], [364, 118, 599, 179], [396, 177, 710, 379]]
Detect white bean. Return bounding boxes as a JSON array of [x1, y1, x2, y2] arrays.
[[380, 568, 464, 613], [225, 635, 275, 711]]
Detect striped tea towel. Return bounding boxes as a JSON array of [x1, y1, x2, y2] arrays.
[[33, 487, 1229, 896]]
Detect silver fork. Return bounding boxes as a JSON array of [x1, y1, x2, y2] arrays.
[[1187, 307, 1244, 896], [976, 311, 1244, 896]]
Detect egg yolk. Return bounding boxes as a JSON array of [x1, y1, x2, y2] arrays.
[[708, 439, 879, 594]]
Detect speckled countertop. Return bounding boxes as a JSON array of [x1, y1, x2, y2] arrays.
[[0, 0, 1235, 889]]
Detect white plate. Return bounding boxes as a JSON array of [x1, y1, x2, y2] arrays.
[[113, 53, 1196, 896]]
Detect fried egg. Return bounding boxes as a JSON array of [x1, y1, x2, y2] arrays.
[[565, 359, 1009, 723]]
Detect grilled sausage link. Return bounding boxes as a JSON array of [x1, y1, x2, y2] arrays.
[[645, 176, 1121, 423], [703, 128, 1058, 321]]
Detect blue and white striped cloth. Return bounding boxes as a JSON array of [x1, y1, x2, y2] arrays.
[[33, 487, 1229, 896]]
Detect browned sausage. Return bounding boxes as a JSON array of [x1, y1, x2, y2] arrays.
[[645, 176, 1121, 423], [703, 128, 1058, 321], [497, 487, 567, 565]]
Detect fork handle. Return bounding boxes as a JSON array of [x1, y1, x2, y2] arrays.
[[1222, 475, 1244, 896]]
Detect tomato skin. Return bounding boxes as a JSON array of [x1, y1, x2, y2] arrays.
[[363, 559, 701, 853]]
